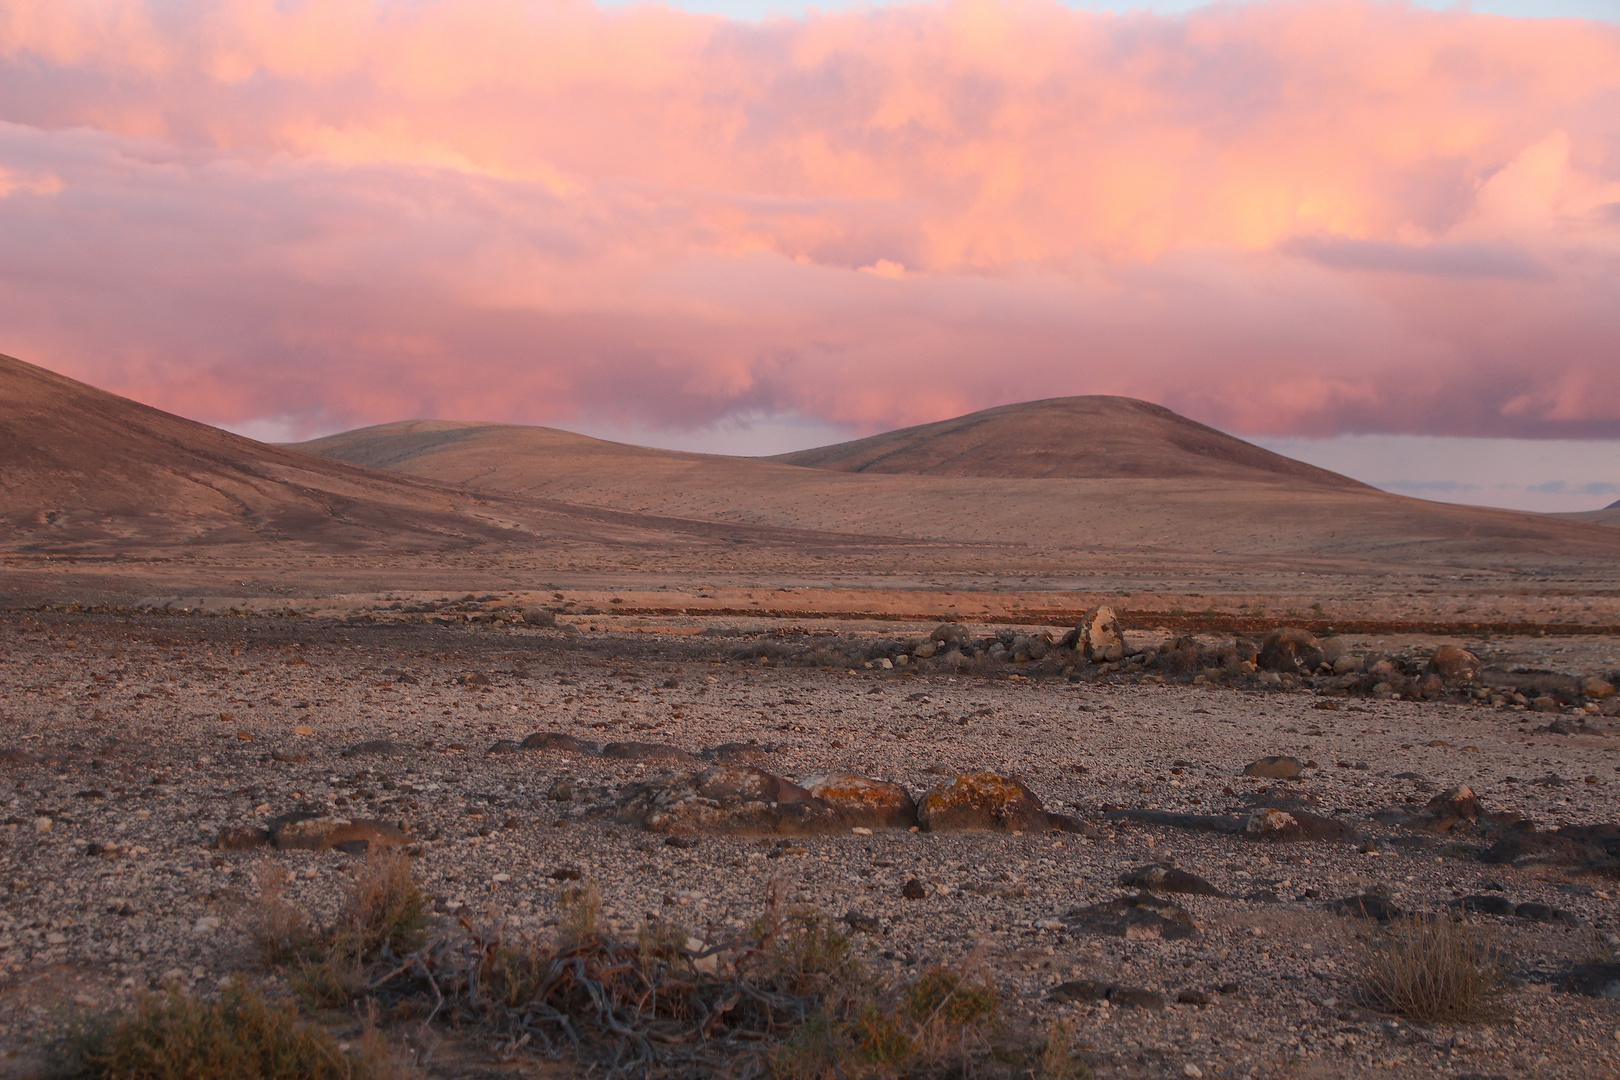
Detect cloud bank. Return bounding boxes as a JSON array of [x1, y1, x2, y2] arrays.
[[1, 0, 1618, 440]]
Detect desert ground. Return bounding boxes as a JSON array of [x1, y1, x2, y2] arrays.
[[3, 353, 1620, 1079]]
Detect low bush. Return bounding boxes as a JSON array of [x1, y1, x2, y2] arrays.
[[1359, 917, 1506, 1023], [58, 988, 397, 1080]]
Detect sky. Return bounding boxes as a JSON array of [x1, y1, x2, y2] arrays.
[[2, 0, 1619, 513]]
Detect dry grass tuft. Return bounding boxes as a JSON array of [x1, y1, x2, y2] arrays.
[[247, 861, 312, 966], [58, 987, 398, 1080], [288, 849, 431, 1008], [1358, 917, 1506, 1023]]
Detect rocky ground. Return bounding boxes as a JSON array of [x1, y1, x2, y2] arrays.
[[1, 611, 1618, 1079]]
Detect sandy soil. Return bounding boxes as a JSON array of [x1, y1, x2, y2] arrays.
[[1, 613, 1616, 1080]]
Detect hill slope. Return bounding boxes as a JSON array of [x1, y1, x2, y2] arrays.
[[772, 396, 1366, 487], [293, 410, 1620, 567]]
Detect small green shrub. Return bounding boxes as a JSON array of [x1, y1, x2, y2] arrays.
[[336, 849, 429, 960], [60, 988, 396, 1080]]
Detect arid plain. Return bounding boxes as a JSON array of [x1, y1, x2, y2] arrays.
[[2, 352, 1619, 1080]]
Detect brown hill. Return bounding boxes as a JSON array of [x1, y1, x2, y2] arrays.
[[0, 354, 553, 551], [772, 396, 1366, 487], [293, 410, 1620, 570]]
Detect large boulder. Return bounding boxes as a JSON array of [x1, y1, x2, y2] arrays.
[[799, 774, 918, 829], [917, 772, 1049, 832], [1258, 628, 1322, 673], [617, 767, 839, 835], [1077, 606, 1124, 662], [1411, 785, 1482, 833], [1428, 646, 1482, 682]]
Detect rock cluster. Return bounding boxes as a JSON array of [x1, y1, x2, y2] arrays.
[[617, 768, 1057, 836]]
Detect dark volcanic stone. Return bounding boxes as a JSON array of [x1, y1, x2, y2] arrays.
[[341, 739, 404, 758], [521, 732, 598, 754], [1064, 892, 1197, 940], [1558, 963, 1620, 999], [1050, 980, 1166, 1009], [1330, 894, 1403, 921], [1103, 809, 1245, 835], [601, 741, 699, 763], [902, 878, 928, 900], [1450, 894, 1516, 916], [1118, 864, 1224, 896], [1481, 832, 1601, 866]]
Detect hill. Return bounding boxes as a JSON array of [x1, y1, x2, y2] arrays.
[[772, 396, 1366, 487]]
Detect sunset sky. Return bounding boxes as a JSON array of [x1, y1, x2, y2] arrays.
[[2, 0, 1619, 510]]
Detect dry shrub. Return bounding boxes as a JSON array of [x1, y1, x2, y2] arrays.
[[248, 861, 311, 966], [1036, 1019, 1092, 1080], [1359, 917, 1506, 1023], [59, 987, 398, 1080], [291, 850, 431, 1008]]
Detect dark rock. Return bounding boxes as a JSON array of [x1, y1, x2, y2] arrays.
[[341, 740, 404, 758], [1558, 962, 1620, 999], [1329, 894, 1403, 921], [1259, 628, 1322, 672], [213, 825, 271, 851], [1175, 989, 1212, 1006], [1450, 894, 1516, 916], [1049, 980, 1166, 1009], [1514, 902, 1579, 925], [0, 748, 40, 766], [486, 740, 524, 755], [1045, 812, 1099, 836], [1429, 646, 1482, 681], [1242, 756, 1304, 779], [708, 742, 774, 764], [663, 836, 699, 849], [800, 773, 918, 829], [547, 780, 574, 801], [601, 741, 699, 763], [1118, 864, 1223, 896], [1103, 809, 1245, 835], [1480, 832, 1601, 866], [1063, 893, 1197, 940], [917, 772, 1048, 832], [457, 672, 492, 686], [844, 911, 882, 933], [551, 866, 583, 881], [521, 732, 598, 754], [902, 878, 928, 900], [268, 750, 308, 764], [618, 767, 839, 834], [1107, 987, 1167, 1009]]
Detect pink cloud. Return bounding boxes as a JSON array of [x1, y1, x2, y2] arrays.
[[0, 0, 1618, 439]]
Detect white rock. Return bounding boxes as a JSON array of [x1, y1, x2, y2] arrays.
[[193, 916, 222, 934], [32, 817, 51, 833]]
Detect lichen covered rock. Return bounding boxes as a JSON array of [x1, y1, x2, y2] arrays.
[[799, 773, 918, 829], [917, 772, 1048, 832]]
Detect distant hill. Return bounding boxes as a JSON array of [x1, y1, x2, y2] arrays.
[[293, 403, 1620, 564], [773, 396, 1366, 488]]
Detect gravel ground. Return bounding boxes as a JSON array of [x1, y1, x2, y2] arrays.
[[1, 613, 1618, 1080]]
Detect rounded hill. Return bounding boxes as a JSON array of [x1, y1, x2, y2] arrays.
[[772, 396, 1366, 487]]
